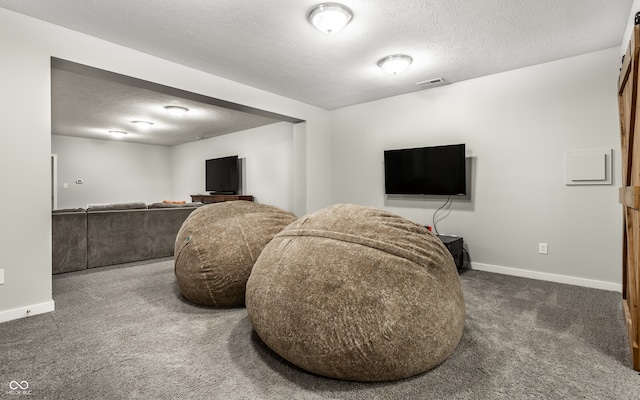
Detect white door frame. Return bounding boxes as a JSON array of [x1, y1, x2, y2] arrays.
[[51, 154, 58, 210]]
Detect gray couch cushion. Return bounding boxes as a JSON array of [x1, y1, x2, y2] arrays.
[[87, 202, 147, 212], [148, 202, 202, 209], [52, 208, 85, 213]]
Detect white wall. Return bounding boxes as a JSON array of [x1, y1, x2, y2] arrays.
[[330, 48, 622, 290], [622, 0, 640, 54], [53, 123, 297, 212], [292, 123, 308, 217], [0, 8, 330, 323], [0, 11, 54, 321], [1, 4, 630, 324], [52, 135, 171, 208], [171, 122, 295, 213]]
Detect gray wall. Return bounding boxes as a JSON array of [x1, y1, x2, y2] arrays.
[[330, 47, 622, 290], [170, 122, 296, 212], [622, 0, 640, 55], [53, 122, 298, 213], [1, 3, 633, 324], [0, 7, 330, 323], [52, 135, 172, 209], [0, 8, 54, 321]]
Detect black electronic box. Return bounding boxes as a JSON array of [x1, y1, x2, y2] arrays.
[[437, 235, 464, 270]]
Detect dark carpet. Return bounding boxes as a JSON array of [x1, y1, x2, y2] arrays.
[[0, 258, 638, 399]]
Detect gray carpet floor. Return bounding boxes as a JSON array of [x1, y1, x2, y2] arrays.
[[1, 258, 639, 399]]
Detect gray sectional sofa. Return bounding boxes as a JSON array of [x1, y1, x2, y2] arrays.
[[52, 208, 87, 274], [52, 202, 202, 274]]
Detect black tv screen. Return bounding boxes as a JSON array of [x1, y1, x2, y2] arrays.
[[205, 155, 239, 194], [384, 144, 466, 195]]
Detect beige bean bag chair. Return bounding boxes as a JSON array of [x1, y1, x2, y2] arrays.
[[174, 200, 297, 307], [246, 203, 465, 381]]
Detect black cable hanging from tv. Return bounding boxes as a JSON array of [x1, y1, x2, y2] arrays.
[[432, 196, 452, 235]]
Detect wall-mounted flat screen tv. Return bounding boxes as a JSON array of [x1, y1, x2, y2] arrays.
[[205, 155, 239, 194], [384, 144, 466, 196]]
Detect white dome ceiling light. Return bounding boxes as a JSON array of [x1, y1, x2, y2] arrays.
[[131, 120, 154, 129], [378, 55, 413, 74], [164, 105, 189, 116], [108, 130, 127, 137], [308, 3, 353, 34]]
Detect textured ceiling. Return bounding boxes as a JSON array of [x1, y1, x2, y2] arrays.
[[0, 0, 634, 145], [51, 64, 288, 147]]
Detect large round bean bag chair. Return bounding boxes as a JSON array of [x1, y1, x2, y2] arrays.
[[174, 201, 297, 307], [245, 204, 465, 382]]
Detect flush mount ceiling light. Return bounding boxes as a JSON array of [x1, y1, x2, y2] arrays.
[[131, 120, 154, 129], [308, 3, 353, 34], [164, 105, 189, 117], [378, 54, 413, 74], [108, 130, 127, 137]]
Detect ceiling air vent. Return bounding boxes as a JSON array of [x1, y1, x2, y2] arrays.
[[416, 78, 447, 89]]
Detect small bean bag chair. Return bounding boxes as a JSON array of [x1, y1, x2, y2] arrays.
[[174, 200, 297, 307], [245, 203, 465, 381]]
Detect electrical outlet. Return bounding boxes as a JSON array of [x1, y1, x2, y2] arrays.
[[538, 243, 548, 255], [0, 269, 4, 285]]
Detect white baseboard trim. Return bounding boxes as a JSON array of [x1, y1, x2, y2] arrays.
[[470, 262, 622, 293], [0, 300, 55, 324]]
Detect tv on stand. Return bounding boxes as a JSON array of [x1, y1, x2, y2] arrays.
[[205, 155, 240, 195]]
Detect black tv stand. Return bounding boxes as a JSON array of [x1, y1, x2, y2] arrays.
[[191, 194, 254, 204]]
